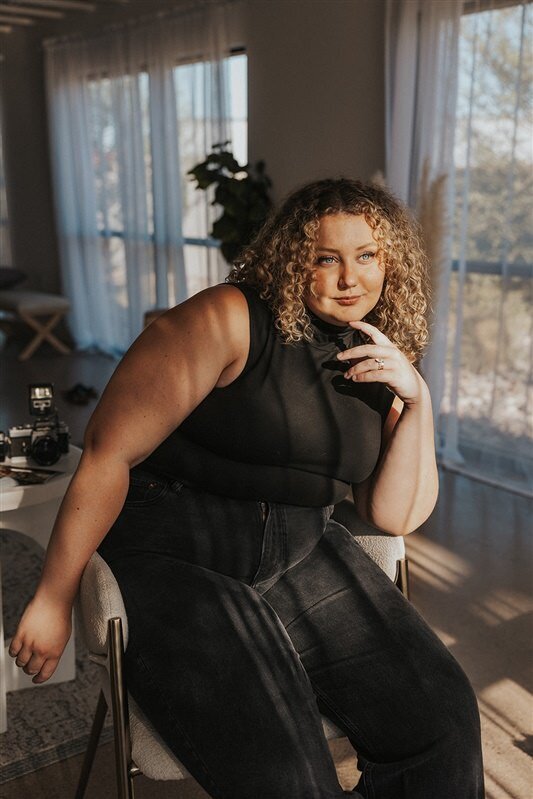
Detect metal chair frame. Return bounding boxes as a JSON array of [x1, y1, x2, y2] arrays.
[[75, 618, 139, 799], [74, 557, 410, 799]]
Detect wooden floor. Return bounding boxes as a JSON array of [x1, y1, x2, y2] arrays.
[[1, 342, 532, 799], [1, 738, 360, 798]]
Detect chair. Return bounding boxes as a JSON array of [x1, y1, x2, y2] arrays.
[[75, 499, 410, 799], [0, 290, 71, 361]]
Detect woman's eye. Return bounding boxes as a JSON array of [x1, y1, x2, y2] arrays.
[[359, 251, 377, 263], [316, 255, 337, 265]]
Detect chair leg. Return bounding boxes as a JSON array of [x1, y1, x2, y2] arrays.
[[108, 618, 136, 799], [74, 689, 108, 799], [18, 310, 71, 361], [395, 556, 410, 600]]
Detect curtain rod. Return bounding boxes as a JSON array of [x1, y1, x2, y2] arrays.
[[43, 0, 243, 48], [462, 0, 531, 14]]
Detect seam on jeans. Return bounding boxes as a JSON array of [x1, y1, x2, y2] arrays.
[[260, 521, 328, 600], [279, 505, 288, 565], [123, 479, 170, 507], [362, 762, 375, 799], [250, 502, 271, 588], [283, 585, 352, 632], [361, 761, 375, 799], [131, 647, 226, 798], [312, 683, 375, 756]]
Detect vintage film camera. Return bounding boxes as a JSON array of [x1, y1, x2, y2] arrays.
[[0, 384, 69, 467]]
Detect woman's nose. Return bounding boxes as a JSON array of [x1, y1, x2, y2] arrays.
[[338, 262, 359, 288]]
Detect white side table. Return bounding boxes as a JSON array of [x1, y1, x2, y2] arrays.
[[0, 445, 82, 733]]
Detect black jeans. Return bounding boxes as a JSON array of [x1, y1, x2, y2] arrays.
[[97, 467, 485, 799]]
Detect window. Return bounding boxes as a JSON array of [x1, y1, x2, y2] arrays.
[[89, 52, 247, 308], [442, 2, 531, 484], [89, 71, 155, 314], [176, 52, 247, 297]]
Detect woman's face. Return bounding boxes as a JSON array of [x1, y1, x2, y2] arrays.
[[304, 213, 386, 326]]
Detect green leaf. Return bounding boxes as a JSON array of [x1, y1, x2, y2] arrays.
[[189, 145, 273, 260], [248, 202, 268, 222], [215, 152, 242, 173], [212, 215, 240, 242], [189, 163, 220, 188]]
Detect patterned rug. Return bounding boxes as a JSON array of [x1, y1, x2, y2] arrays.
[[0, 531, 114, 784]]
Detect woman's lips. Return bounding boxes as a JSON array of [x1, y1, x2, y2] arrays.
[[334, 296, 364, 306]]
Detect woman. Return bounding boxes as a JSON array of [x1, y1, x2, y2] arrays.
[[9, 179, 485, 798]]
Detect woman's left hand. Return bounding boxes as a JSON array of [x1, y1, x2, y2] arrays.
[[336, 320, 425, 407]]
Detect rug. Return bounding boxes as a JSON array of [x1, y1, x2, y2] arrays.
[[0, 531, 114, 784]]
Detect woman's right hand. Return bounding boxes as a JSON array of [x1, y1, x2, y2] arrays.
[[8, 593, 72, 684]]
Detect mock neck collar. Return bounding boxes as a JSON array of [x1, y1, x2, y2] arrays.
[[306, 307, 361, 348]]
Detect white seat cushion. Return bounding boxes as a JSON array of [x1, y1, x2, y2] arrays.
[[129, 694, 190, 779], [352, 533, 404, 581], [331, 499, 405, 581], [78, 553, 129, 654], [0, 290, 70, 314]]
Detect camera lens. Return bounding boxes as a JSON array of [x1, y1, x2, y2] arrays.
[[31, 435, 60, 466]]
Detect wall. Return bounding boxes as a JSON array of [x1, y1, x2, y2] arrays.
[[245, 0, 386, 203], [0, 0, 386, 293], [1, 32, 60, 292]]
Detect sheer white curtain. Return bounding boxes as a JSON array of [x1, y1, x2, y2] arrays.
[[443, 2, 532, 495], [386, 0, 532, 496], [44, 1, 242, 355], [385, 0, 463, 444]]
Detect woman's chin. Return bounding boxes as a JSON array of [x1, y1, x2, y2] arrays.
[[306, 298, 366, 326], [325, 304, 364, 326]]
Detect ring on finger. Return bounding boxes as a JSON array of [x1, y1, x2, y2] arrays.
[[374, 357, 385, 371]]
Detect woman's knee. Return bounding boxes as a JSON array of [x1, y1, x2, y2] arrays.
[[418, 647, 481, 750]]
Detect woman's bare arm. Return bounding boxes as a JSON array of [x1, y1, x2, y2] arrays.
[[336, 319, 438, 538], [8, 284, 249, 682], [353, 382, 439, 536]]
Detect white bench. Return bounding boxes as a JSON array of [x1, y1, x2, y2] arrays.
[[0, 290, 71, 361]]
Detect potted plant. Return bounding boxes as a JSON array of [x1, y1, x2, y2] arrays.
[[188, 142, 273, 264]]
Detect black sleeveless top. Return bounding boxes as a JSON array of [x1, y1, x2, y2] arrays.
[[142, 284, 395, 506]]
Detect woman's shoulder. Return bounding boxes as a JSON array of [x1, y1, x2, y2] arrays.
[[171, 282, 268, 317], [145, 283, 273, 376], [184, 282, 272, 336], [138, 284, 251, 370], [159, 283, 251, 331], [189, 281, 250, 311], [224, 282, 272, 317]]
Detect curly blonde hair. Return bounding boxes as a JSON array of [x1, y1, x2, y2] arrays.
[[227, 177, 431, 365]]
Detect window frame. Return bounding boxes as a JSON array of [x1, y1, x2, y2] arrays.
[[93, 46, 247, 257]]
